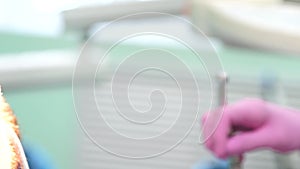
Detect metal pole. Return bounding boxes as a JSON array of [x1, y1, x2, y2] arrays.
[[216, 72, 241, 169]]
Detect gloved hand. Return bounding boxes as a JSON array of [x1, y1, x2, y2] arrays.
[[202, 98, 300, 159]]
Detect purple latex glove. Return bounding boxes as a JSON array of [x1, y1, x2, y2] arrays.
[[202, 98, 300, 159]]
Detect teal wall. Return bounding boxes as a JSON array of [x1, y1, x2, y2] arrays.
[[0, 32, 78, 169]]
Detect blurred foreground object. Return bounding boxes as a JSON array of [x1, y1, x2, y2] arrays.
[[23, 142, 56, 169], [0, 86, 29, 169], [191, 0, 300, 55], [192, 158, 229, 169]]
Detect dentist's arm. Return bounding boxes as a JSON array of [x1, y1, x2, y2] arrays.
[[202, 98, 300, 159]]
